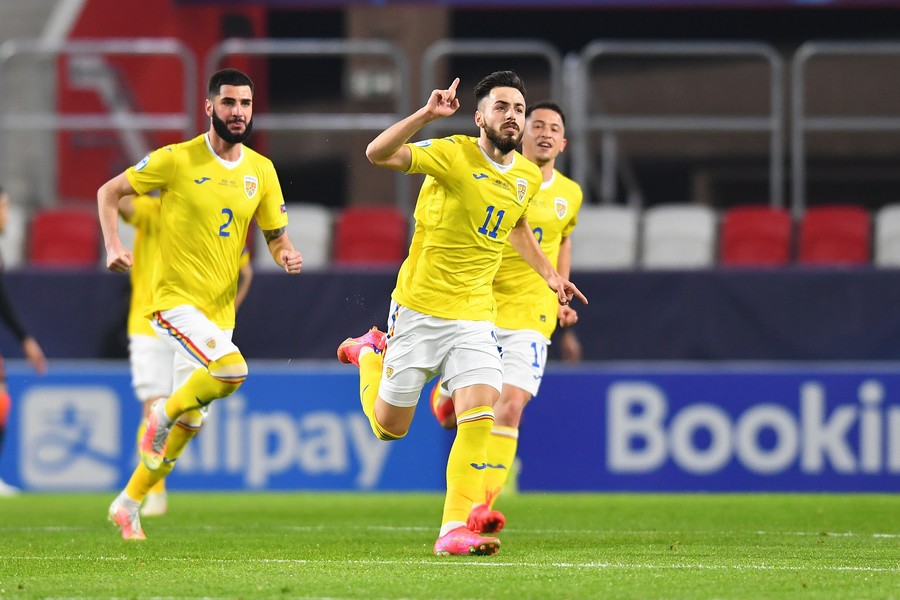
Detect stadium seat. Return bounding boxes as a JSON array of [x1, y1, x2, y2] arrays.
[[333, 205, 408, 267], [255, 203, 333, 271], [569, 205, 640, 270], [0, 202, 28, 269], [641, 204, 717, 269], [719, 205, 793, 267], [27, 207, 101, 268], [797, 204, 871, 265], [874, 203, 900, 267]]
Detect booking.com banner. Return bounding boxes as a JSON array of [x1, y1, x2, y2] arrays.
[[518, 364, 900, 492], [1, 362, 898, 492]]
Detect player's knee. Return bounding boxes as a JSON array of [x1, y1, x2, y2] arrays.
[[208, 352, 248, 397], [370, 416, 407, 441]]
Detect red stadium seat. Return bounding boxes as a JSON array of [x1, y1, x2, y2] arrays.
[[720, 205, 793, 266], [798, 205, 871, 265], [27, 207, 101, 267], [333, 205, 408, 266]]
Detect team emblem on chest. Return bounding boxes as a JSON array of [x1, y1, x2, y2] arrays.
[[555, 197, 568, 219], [516, 178, 527, 204], [244, 175, 258, 199]]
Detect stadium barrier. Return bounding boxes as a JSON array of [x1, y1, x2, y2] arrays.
[[1, 361, 897, 493]]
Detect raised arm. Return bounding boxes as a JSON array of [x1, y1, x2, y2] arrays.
[[365, 77, 461, 172]]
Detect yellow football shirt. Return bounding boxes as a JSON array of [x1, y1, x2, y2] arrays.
[[393, 134, 543, 321], [125, 134, 287, 329], [123, 194, 161, 337], [493, 169, 583, 338]]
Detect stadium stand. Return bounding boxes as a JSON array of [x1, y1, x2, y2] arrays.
[[719, 205, 793, 267], [27, 207, 100, 267], [797, 204, 871, 265], [569, 205, 640, 271], [0, 202, 28, 269], [641, 204, 717, 269], [333, 205, 408, 267], [874, 203, 900, 267]]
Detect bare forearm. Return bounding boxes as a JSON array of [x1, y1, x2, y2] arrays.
[[509, 222, 556, 281], [557, 236, 572, 280], [365, 107, 434, 170]]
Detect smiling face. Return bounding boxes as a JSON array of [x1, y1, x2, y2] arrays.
[[522, 107, 567, 167], [475, 86, 526, 155]]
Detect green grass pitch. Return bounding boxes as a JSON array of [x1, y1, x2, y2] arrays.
[[0, 492, 897, 599]]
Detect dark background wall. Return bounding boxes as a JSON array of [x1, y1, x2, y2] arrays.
[[6, 268, 900, 363]]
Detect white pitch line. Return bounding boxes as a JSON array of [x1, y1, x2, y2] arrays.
[[0, 525, 897, 539], [4, 555, 899, 573]]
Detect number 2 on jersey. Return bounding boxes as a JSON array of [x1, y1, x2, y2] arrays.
[[219, 208, 233, 237], [478, 205, 505, 239]]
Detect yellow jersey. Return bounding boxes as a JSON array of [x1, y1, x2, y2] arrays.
[[393, 135, 543, 321], [125, 134, 287, 329], [123, 194, 161, 337], [493, 169, 583, 338]]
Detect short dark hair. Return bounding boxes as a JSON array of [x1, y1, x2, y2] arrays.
[[473, 71, 526, 107], [207, 68, 254, 99], [526, 101, 567, 127]]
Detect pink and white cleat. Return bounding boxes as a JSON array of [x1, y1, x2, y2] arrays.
[[433, 525, 500, 556], [108, 496, 146, 541], [336, 326, 387, 367], [467, 502, 506, 534], [139, 400, 171, 471]]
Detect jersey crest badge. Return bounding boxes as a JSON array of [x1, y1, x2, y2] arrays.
[[555, 197, 568, 219], [385, 365, 395, 379], [516, 178, 527, 204], [244, 176, 258, 199], [205, 338, 217, 350]]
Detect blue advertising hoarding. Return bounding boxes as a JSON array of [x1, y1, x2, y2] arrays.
[[1, 361, 897, 492]]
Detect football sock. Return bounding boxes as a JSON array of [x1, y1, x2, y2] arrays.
[[164, 353, 246, 421], [482, 425, 519, 506], [441, 406, 494, 527], [358, 351, 401, 441], [125, 413, 201, 501]]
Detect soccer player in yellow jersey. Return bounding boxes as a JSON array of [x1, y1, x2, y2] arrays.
[[430, 101, 584, 534], [98, 68, 302, 540], [337, 71, 587, 556], [117, 193, 253, 518]]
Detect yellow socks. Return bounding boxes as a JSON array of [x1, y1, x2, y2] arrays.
[[441, 406, 495, 526], [358, 351, 401, 441], [483, 425, 519, 505], [163, 354, 246, 421]]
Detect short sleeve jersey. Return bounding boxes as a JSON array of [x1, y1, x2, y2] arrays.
[[123, 194, 161, 337], [394, 134, 543, 321], [493, 170, 583, 339], [125, 134, 287, 329]]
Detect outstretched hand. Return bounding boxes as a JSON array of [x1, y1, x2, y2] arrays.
[[548, 275, 588, 307], [426, 77, 461, 120]]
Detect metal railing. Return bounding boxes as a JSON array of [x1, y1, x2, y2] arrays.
[[419, 39, 564, 139], [205, 37, 412, 209], [573, 40, 785, 208], [791, 41, 900, 218]]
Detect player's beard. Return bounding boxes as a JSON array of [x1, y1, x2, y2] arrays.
[[484, 121, 522, 154], [212, 110, 253, 144]]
